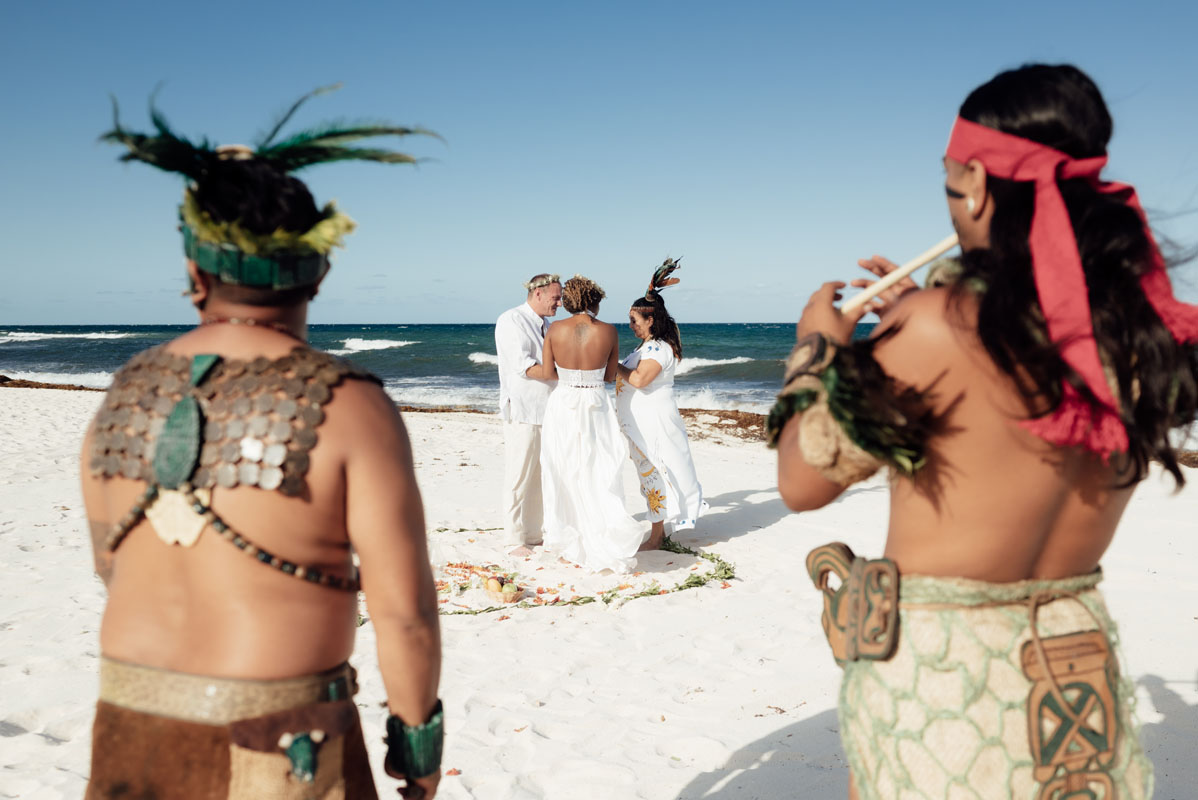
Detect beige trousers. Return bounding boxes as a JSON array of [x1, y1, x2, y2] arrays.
[[503, 420, 544, 545]]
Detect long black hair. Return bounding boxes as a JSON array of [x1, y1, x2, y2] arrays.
[[630, 290, 683, 360], [952, 64, 1197, 485]]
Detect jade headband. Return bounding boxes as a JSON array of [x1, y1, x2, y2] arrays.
[[946, 116, 1198, 457], [182, 223, 331, 289]]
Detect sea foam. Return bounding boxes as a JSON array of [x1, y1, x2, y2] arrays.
[[329, 338, 418, 355], [672, 386, 770, 414], [341, 338, 418, 351], [468, 352, 499, 366], [673, 356, 753, 376], [383, 380, 498, 412], [0, 331, 135, 344]]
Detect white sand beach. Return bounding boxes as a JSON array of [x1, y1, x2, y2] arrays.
[[1, 386, 1195, 799]]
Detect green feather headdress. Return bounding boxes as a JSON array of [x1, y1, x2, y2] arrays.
[[100, 84, 438, 289], [646, 257, 682, 299]]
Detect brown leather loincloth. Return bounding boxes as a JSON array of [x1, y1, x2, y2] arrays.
[[86, 657, 378, 800]]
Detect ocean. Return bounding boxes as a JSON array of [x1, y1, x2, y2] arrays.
[[0, 323, 875, 414]]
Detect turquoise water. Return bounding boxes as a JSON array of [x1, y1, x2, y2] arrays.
[[0, 322, 875, 413]]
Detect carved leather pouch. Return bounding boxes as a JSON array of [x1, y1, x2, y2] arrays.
[[806, 542, 900, 666]]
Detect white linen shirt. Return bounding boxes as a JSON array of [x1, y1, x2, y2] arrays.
[[495, 302, 554, 425]]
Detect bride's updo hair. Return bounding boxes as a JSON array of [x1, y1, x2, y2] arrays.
[[562, 275, 606, 313]]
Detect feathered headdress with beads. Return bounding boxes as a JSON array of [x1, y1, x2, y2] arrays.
[[100, 84, 438, 289], [646, 257, 682, 299]]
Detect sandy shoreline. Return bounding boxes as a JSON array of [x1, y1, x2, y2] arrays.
[[1, 386, 1195, 799]]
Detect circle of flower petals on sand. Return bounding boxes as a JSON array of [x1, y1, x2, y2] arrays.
[[431, 536, 735, 616]]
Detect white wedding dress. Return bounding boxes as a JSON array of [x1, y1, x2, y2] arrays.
[[540, 367, 646, 573]]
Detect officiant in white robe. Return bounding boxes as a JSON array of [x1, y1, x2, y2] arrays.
[[615, 260, 705, 550]]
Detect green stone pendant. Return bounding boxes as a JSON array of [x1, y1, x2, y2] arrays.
[[278, 730, 325, 783], [151, 355, 220, 490], [152, 395, 202, 490]]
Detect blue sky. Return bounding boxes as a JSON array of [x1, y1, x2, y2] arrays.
[[2, 0, 1196, 324]]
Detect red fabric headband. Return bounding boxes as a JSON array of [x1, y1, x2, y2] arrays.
[[945, 116, 1198, 458]]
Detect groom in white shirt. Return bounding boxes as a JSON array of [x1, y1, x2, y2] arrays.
[[494, 274, 562, 555]]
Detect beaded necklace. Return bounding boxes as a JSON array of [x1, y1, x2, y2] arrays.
[[104, 482, 359, 592], [199, 316, 305, 342]]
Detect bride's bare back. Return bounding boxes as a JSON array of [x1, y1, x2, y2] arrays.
[[541, 312, 620, 380]]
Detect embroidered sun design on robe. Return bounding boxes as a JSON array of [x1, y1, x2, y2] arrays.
[[615, 375, 626, 395], [646, 488, 666, 513]]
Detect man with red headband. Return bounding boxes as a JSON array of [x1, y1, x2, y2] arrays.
[[773, 64, 1196, 799]]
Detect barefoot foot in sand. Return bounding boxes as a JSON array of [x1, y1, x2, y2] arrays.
[[638, 522, 666, 552], [509, 545, 539, 557]]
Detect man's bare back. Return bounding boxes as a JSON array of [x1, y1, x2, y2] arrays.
[[82, 324, 437, 687]]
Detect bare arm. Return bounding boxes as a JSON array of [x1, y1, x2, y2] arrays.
[[604, 327, 619, 382], [526, 329, 550, 379], [536, 331, 558, 380], [79, 423, 113, 585], [625, 358, 662, 389], [616, 341, 663, 387], [774, 282, 868, 511], [340, 383, 441, 724], [776, 414, 851, 511]]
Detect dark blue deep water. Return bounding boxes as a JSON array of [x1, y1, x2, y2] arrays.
[[0, 322, 875, 413]]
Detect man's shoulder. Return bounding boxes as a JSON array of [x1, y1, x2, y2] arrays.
[[321, 371, 404, 445], [497, 303, 532, 323]]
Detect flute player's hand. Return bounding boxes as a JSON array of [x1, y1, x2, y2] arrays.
[[797, 282, 866, 345], [850, 255, 921, 319]]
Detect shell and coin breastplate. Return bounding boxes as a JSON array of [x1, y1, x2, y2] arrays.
[[89, 346, 380, 496], [88, 346, 380, 592]]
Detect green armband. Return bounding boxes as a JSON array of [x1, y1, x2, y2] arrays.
[[385, 700, 444, 779]]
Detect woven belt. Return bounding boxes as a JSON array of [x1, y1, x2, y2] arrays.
[[98, 656, 357, 725]]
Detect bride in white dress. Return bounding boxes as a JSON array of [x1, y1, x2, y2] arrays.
[[536, 276, 646, 573]]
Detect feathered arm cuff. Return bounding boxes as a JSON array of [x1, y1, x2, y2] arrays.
[[766, 333, 936, 484]]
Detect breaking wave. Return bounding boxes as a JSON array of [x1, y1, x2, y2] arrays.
[[0, 331, 135, 344]]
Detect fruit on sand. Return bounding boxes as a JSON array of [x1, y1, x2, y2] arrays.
[[486, 578, 502, 592], [502, 583, 518, 594]]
